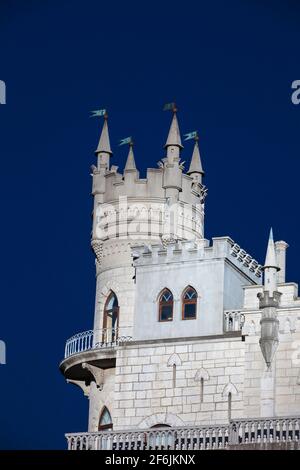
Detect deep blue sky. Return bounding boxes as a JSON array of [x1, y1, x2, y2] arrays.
[[0, 0, 300, 449]]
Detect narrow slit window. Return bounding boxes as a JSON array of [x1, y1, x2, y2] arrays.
[[228, 392, 232, 421], [200, 377, 204, 403], [172, 364, 176, 388]]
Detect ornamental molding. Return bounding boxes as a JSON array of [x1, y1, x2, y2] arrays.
[[167, 353, 182, 367], [194, 367, 209, 382], [222, 382, 238, 398], [91, 239, 103, 264], [99, 279, 122, 299], [138, 412, 184, 429]]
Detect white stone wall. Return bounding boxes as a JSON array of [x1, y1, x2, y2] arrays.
[[113, 336, 245, 431], [243, 307, 300, 418], [88, 368, 115, 432], [133, 242, 258, 341], [133, 258, 225, 340], [92, 240, 136, 340]]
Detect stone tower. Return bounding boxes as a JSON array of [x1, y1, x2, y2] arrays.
[[61, 110, 208, 431]]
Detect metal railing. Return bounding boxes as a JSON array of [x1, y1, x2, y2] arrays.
[[223, 310, 245, 332], [64, 328, 132, 359], [66, 416, 300, 450]]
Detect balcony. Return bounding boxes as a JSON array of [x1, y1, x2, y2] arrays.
[[60, 328, 132, 382], [66, 416, 300, 450], [223, 310, 245, 332], [64, 327, 132, 359]]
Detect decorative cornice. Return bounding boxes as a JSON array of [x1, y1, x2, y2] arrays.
[[91, 239, 103, 264]]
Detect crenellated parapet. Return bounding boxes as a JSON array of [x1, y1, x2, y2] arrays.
[[132, 237, 262, 282], [92, 166, 205, 207]]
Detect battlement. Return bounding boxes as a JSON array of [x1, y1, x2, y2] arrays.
[[92, 165, 206, 207], [132, 236, 263, 282]]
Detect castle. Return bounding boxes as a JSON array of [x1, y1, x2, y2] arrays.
[[60, 109, 300, 450]]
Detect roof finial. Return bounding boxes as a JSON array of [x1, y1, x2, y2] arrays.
[[163, 102, 183, 149], [124, 140, 137, 171], [94, 111, 112, 156], [186, 132, 204, 176], [264, 227, 279, 269]]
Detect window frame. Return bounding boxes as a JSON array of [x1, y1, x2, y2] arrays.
[[103, 291, 119, 343], [158, 288, 174, 322], [103, 291, 119, 329], [98, 407, 113, 432], [181, 286, 197, 320]]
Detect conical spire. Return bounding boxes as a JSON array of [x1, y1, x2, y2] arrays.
[[95, 116, 112, 155], [164, 111, 183, 149], [264, 228, 279, 269], [124, 143, 136, 171], [187, 139, 204, 175], [258, 228, 281, 369]]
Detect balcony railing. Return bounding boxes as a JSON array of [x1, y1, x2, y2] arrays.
[[223, 310, 245, 332], [64, 328, 132, 359], [66, 416, 300, 450], [230, 416, 300, 446], [66, 424, 230, 450]]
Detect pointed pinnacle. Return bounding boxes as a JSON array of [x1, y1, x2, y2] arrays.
[[264, 227, 279, 269], [95, 117, 112, 155], [187, 140, 204, 175], [164, 112, 183, 148], [124, 144, 137, 171]]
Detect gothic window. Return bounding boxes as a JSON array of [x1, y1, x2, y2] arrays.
[[98, 407, 113, 431], [103, 291, 119, 342], [182, 286, 197, 320], [158, 289, 173, 322]]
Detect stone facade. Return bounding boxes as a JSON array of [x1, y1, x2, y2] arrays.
[[113, 335, 245, 431], [60, 111, 300, 445]]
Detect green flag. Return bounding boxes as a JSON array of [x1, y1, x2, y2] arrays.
[[90, 109, 107, 118], [184, 131, 198, 141], [119, 137, 132, 146], [163, 102, 176, 111]]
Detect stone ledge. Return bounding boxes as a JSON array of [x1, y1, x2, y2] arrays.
[[118, 331, 242, 348]]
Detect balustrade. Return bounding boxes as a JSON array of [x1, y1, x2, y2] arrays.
[[64, 328, 132, 359], [66, 417, 300, 450]]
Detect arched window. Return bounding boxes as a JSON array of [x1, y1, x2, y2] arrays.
[[98, 407, 113, 431], [103, 291, 119, 342], [182, 286, 197, 320], [158, 289, 173, 322]]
